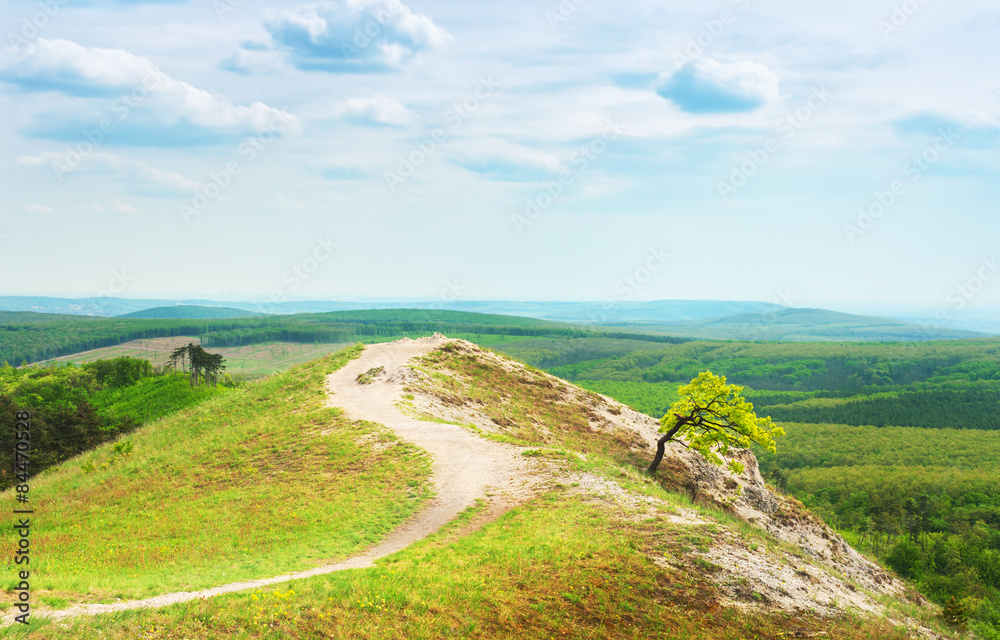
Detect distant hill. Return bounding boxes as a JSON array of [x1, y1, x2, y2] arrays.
[[1, 296, 994, 341], [117, 305, 263, 319], [0, 296, 782, 322], [648, 307, 989, 341], [0, 296, 178, 317]]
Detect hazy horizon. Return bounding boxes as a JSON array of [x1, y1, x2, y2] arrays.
[[2, 1, 998, 311]]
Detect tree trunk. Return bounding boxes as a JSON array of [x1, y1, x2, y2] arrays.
[[647, 415, 688, 475], [647, 433, 672, 474]]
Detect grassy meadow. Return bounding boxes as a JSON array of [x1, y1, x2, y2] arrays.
[[6, 482, 926, 639], [0, 345, 432, 607]]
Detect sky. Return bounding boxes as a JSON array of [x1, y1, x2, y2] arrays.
[[1, 0, 999, 314]]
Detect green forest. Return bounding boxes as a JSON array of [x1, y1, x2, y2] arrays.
[[0, 309, 688, 368], [753, 423, 1000, 638], [0, 356, 231, 490]]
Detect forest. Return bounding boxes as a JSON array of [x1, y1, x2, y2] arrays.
[[0, 309, 689, 367], [0, 355, 231, 490], [753, 423, 1000, 637]]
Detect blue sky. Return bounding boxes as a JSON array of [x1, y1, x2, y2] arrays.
[[1, 0, 999, 313]]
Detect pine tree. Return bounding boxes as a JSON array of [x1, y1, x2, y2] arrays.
[[941, 596, 968, 632]]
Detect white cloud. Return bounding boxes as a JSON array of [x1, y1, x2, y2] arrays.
[[656, 59, 779, 114], [450, 141, 565, 182], [0, 39, 300, 139], [0, 38, 159, 91], [334, 93, 416, 127], [264, 0, 454, 71], [21, 203, 54, 214], [220, 49, 285, 75], [92, 201, 142, 214], [110, 201, 142, 214], [18, 152, 201, 195]]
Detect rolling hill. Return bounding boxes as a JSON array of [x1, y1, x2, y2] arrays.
[[649, 307, 989, 341], [116, 305, 263, 319]]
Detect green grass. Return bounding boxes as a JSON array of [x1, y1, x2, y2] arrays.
[[408, 342, 647, 466], [0, 344, 432, 606], [91, 372, 232, 425], [10, 491, 915, 639]]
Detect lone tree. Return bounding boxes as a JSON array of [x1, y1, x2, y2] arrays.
[[647, 371, 784, 475]]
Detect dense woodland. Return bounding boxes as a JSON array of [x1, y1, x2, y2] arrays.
[[753, 424, 1000, 637]]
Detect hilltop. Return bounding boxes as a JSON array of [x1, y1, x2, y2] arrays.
[[1, 337, 956, 638]]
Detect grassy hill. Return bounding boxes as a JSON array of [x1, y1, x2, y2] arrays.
[[0, 340, 958, 639], [0, 346, 431, 607], [116, 305, 263, 319]]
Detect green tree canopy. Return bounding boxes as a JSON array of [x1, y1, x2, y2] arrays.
[[648, 371, 784, 475]]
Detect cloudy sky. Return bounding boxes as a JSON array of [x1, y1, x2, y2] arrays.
[[1, 0, 998, 312]]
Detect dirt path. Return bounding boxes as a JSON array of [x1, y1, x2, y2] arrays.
[[7, 336, 541, 626], [324, 335, 541, 542]]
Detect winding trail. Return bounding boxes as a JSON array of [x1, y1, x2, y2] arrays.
[[8, 335, 540, 625]]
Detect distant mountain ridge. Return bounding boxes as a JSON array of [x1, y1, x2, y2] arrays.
[[0, 296, 782, 322], [116, 305, 263, 319], [0, 296, 994, 341]]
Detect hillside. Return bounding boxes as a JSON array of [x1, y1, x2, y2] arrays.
[[116, 305, 264, 319], [1, 337, 957, 638], [654, 308, 989, 341]]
